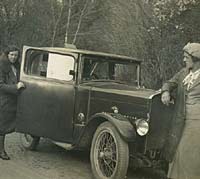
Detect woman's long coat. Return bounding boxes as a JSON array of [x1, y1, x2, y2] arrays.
[[0, 58, 20, 135], [161, 68, 189, 162]]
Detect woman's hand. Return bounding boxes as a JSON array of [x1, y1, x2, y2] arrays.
[[161, 91, 171, 106], [17, 82, 25, 90]]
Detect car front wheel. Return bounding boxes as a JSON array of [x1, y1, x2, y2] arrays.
[[90, 121, 129, 179], [19, 133, 40, 150]]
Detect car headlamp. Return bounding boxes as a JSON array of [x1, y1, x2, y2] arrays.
[[135, 119, 149, 136]]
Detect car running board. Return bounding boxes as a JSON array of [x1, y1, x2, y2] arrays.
[[51, 141, 74, 150]]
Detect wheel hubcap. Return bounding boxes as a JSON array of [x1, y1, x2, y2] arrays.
[[24, 134, 33, 143]]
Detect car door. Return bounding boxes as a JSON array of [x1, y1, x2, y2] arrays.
[[16, 47, 77, 143]]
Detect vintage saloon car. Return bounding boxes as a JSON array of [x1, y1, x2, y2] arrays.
[[16, 45, 173, 179]]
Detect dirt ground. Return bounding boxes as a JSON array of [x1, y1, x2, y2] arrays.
[[0, 133, 166, 179]]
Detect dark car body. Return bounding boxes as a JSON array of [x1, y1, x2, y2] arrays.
[[16, 46, 174, 179]]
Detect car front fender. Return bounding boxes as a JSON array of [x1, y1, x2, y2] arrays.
[[90, 112, 136, 142]]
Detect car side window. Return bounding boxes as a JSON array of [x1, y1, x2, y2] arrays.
[[29, 53, 48, 77], [81, 56, 140, 85], [82, 58, 109, 80], [114, 63, 138, 83], [25, 50, 75, 81]]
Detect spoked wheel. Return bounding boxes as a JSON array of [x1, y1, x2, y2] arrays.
[[19, 133, 40, 150], [90, 121, 129, 179]]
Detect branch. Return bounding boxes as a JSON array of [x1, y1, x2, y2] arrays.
[[64, 0, 72, 46], [72, 0, 89, 44], [51, 1, 64, 46]]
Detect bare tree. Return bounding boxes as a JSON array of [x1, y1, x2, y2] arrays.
[[50, 0, 65, 46], [62, 0, 96, 47], [48, 0, 96, 47]]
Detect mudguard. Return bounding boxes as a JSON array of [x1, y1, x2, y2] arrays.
[[90, 112, 136, 142]]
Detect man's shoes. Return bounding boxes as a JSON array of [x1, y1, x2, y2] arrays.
[[0, 151, 10, 160]]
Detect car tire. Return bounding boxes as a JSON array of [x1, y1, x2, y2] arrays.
[[19, 133, 40, 151], [90, 121, 129, 179]]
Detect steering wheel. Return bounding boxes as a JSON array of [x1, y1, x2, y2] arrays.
[[90, 73, 99, 79]]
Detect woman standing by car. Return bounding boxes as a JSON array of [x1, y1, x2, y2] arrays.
[[161, 42, 200, 179], [0, 45, 25, 160]]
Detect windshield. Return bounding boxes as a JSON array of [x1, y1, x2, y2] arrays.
[[82, 56, 140, 86]]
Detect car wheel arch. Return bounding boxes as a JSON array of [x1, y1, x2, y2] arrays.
[[92, 113, 136, 142], [78, 112, 136, 149]]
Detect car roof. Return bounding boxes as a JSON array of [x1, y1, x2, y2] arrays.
[[23, 45, 142, 63]]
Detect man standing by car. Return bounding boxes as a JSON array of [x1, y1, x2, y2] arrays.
[[0, 45, 25, 160], [161, 43, 200, 179]]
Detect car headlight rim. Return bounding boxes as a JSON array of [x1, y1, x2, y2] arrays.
[[135, 119, 149, 136]]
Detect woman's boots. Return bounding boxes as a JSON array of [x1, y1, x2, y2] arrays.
[[0, 135, 10, 160]]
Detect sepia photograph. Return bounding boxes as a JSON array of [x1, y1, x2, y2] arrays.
[[0, 0, 200, 179]]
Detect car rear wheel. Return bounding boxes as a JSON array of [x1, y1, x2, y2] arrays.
[[19, 133, 40, 150], [90, 121, 129, 179]]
